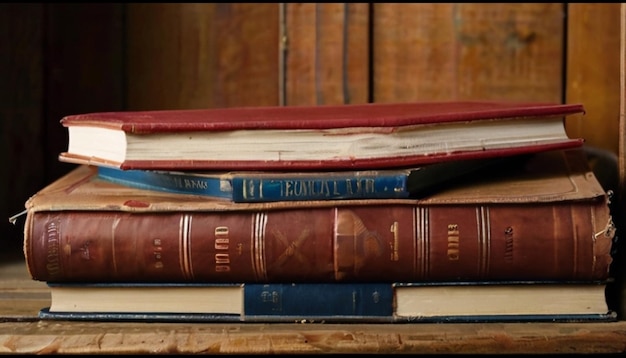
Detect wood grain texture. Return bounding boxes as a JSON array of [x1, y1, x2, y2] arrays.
[[0, 321, 624, 354], [566, 3, 621, 155], [372, 3, 565, 103], [126, 3, 280, 110], [284, 3, 369, 106], [0, 258, 47, 320]]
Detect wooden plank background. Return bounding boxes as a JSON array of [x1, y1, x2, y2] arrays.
[[284, 3, 370, 105], [1, 3, 622, 264], [372, 3, 565, 103], [126, 3, 280, 110], [567, 3, 620, 158]]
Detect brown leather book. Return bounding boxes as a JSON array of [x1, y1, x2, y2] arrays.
[[24, 148, 615, 283], [57, 101, 585, 170]]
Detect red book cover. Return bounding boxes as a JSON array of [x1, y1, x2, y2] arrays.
[[58, 101, 585, 170]]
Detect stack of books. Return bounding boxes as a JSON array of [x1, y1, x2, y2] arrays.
[[21, 101, 618, 323]]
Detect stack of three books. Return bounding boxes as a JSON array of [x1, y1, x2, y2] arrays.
[[22, 101, 618, 323]]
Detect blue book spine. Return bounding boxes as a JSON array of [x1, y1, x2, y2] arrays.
[[232, 175, 409, 202], [97, 166, 412, 202], [97, 166, 232, 199], [243, 283, 394, 320]]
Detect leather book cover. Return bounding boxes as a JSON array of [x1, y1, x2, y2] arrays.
[[57, 101, 586, 170], [23, 149, 615, 283], [59, 101, 584, 132]]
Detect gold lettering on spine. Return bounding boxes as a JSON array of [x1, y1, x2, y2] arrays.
[[214, 226, 231, 272], [345, 180, 355, 195], [447, 224, 460, 260], [79, 242, 90, 260], [45, 220, 62, 278], [346, 178, 376, 195], [389, 222, 399, 261], [293, 181, 305, 196], [260, 287, 280, 303], [284, 181, 294, 197], [242, 179, 262, 200], [242, 179, 251, 200], [276, 178, 381, 199], [153, 238, 163, 269]]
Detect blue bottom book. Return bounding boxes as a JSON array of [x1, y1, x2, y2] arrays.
[[39, 281, 617, 323]]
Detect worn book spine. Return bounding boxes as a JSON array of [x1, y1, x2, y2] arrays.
[[96, 166, 413, 202], [242, 282, 393, 320], [24, 200, 615, 283], [233, 176, 408, 202], [96, 157, 508, 202]]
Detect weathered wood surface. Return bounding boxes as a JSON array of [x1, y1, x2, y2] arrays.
[[0, 320, 625, 355]]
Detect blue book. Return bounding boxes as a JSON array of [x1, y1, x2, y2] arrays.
[[39, 281, 616, 323], [96, 156, 511, 202]]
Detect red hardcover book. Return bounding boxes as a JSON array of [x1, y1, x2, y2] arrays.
[[58, 101, 585, 170], [24, 149, 615, 283]]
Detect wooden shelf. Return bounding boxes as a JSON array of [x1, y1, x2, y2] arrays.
[[1, 255, 626, 355]]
